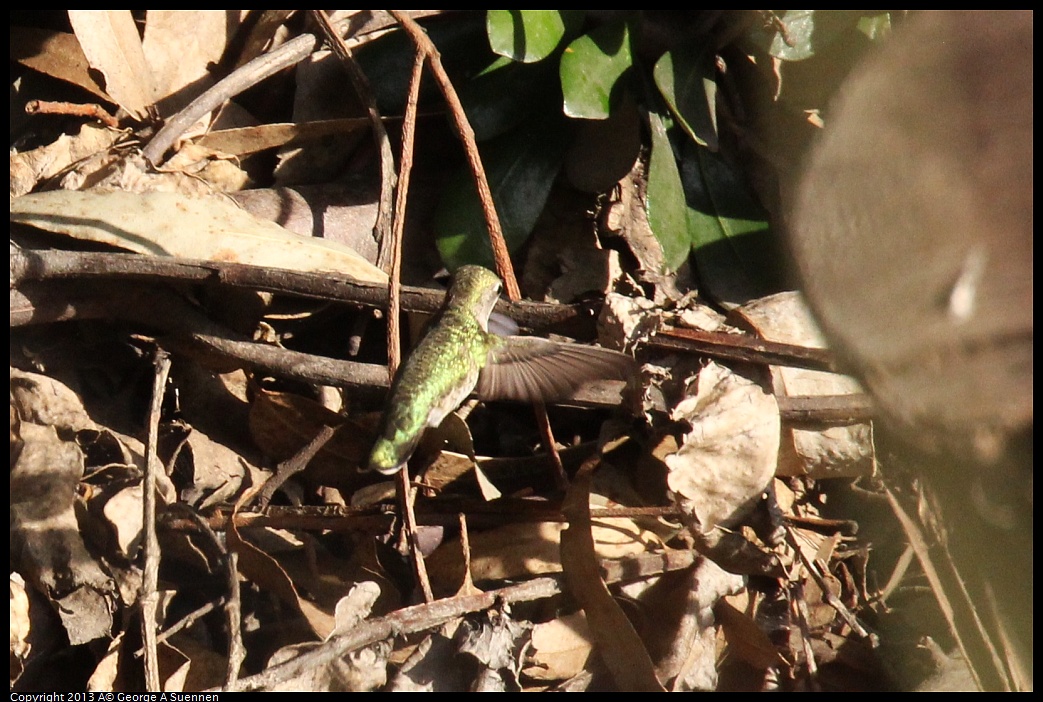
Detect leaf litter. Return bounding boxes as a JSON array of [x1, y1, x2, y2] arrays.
[[9, 10, 1002, 693]]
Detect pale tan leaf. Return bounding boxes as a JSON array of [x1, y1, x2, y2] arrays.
[[666, 361, 780, 531], [10, 190, 387, 283], [736, 291, 873, 479], [143, 10, 243, 116], [526, 613, 594, 681], [68, 11, 156, 119]]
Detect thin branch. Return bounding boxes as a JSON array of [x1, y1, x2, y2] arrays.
[[25, 99, 119, 128], [387, 11, 520, 300], [398, 471, 435, 603], [214, 547, 700, 691], [10, 248, 597, 332], [141, 348, 172, 691], [534, 402, 568, 490], [224, 550, 244, 688], [143, 31, 320, 165], [386, 52, 427, 379], [310, 10, 397, 273], [256, 424, 340, 509], [649, 325, 840, 373]]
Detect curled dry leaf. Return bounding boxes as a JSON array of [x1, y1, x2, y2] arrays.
[[598, 292, 663, 352], [525, 611, 594, 682], [9, 124, 122, 198], [456, 609, 530, 691], [331, 581, 382, 637], [264, 639, 390, 692], [659, 558, 746, 691], [736, 291, 873, 479], [11, 420, 115, 646], [666, 361, 780, 532]]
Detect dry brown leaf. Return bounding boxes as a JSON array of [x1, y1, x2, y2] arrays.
[[10, 26, 111, 101], [227, 517, 335, 640], [197, 119, 371, 158], [172, 422, 267, 511], [717, 597, 787, 671], [11, 421, 115, 646], [560, 460, 666, 691], [264, 638, 390, 692]]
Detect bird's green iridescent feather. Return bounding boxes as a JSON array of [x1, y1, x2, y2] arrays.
[[368, 266, 502, 474]]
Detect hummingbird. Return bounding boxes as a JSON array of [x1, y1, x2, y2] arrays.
[[367, 265, 634, 475]]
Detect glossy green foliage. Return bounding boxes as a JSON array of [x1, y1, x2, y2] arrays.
[[420, 10, 892, 284], [645, 110, 692, 272], [681, 142, 779, 306], [486, 10, 583, 63], [653, 42, 718, 150], [560, 20, 632, 120], [435, 114, 574, 270]]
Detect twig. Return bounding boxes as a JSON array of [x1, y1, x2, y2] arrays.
[[224, 550, 244, 688], [386, 52, 427, 379], [649, 325, 840, 373], [458, 512, 476, 593], [310, 10, 397, 272], [398, 471, 435, 603], [387, 11, 520, 300], [534, 402, 568, 490], [10, 248, 598, 332], [256, 424, 340, 509], [25, 99, 119, 128], [141, 348, 172, 691], [136, 504, 231, 660], [214, 547, 700, 691]]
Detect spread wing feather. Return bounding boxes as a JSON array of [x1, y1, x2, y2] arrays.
[[475, 337, 634, 403]]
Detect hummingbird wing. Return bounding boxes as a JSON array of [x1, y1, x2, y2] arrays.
[[475, 337, 634, 403]]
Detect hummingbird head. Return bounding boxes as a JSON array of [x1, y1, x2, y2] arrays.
[[446, 265, 503, 330]]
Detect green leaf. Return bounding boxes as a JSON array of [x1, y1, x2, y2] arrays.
[[565, 93, 642, 193], [435, 115, 574, 270], [681, 141, 780, 307], [487, 10, 583, 63], [560, 20, 633, 119], [653, 43, 718, 150], [355, 16, 489, 114], [644, 110, 692, 272], [767, 10, 862, 61], [458, 55, 560, 140]]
